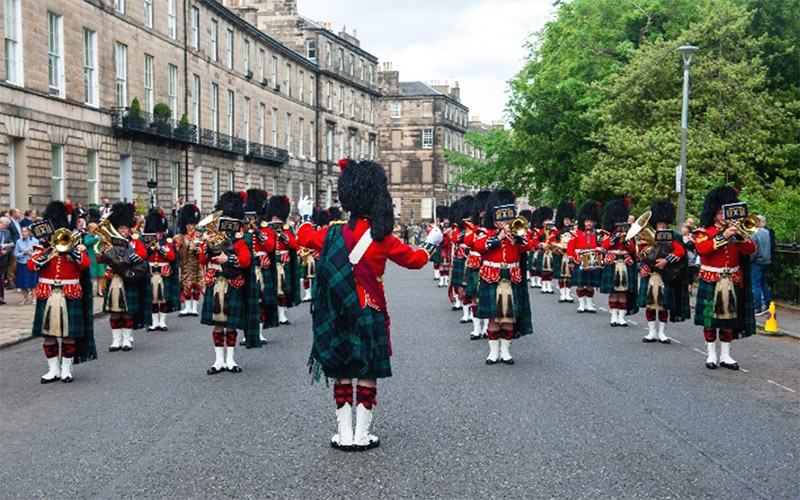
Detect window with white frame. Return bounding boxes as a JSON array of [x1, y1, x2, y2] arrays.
[[115, 42, 127, 106], [243, 97, 250, 148], [190, 7, 199, 50], [87, 150, 99, 204], [192, 74, 200, 126], [4, 0, 23, 85], [271, 55, 278, 89], [369, 99, 374, 123], [369, 64, 374, 85], [298, 118, 304, 157], [170, 161, 179, 202], [298, 70, 304, 103], [259, 175, 265, 190], [349, 131, 356, 158], [147, 158, 157, 181], [210, 19, 218, 61], [369, 135, 376, 159], [359, 59, 364, 80], [338, 86, 344, 114], [306, 39, 316, 61], [258, 48, 265, 83], [258, 102, 265, 146], [83, 29, 98, 106], [211, 83, 218, 133], [245, 173, 251, 189], [226, 28, 233, 69], [114, 0, 125, 14], [47, 12, 64, 97], [348, 53, 354, 76], [169, 64, 178, 120], [360, 135, 365, 160], [285, 62, 291, 97], [326, 82, 332, 109], [243, 37, 249, 75], [309, 76, 315, 106], [339, 131, 344, 159], [212, 168, 219, 202], [143, 54, 153, 112], [349, 90, 355, 117], [309, 121, 315, 159], [337, 48, 343, 70], [326, 127, 333, 162], [51, 145, 64, 199], [271, 108, 277, 146], [325, 41, 331, 66], [227, 89, 234, 137], [360, 94, 365, 121], [285, 112, 292, 153], [227, 170, 233, 190], [143, 0, 152, 28], [391, 101, 401, 119], [422, 128, 433, 149], [167, 0, 176, 39]]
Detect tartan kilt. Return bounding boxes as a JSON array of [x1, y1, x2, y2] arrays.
[[463, 266, 480, 299], [693, 279, 755, 337], [599, 259, 637, 294], [552, 253, 564, 279], [200, 277, 246, 330], [32, 292, 86, 339], [259, 266, 278, 306], [475, 269, 526, 320], [431, 246, 441, 265], [163, 272, 181, 312], [320, 306, 392, 380], [572, 266, 601, 288], [529, 252, 538, 275], [450, 256, 467, 287], [103, 277, 143, 315], [533, 252, 544, 274]]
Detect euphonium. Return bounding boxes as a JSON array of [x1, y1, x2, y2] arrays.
[[509, 216, 529, 237], [94, 215, 124, 255], [626, 210, 657, 255], [198, 211, 228, 248]]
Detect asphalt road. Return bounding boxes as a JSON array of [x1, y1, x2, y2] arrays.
[[1, 264, 798, 499]]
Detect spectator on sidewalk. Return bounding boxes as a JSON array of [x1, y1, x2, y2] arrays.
[[74, 201, 87, 222], [6, 208, 22, 288], [20, 209, 36, 228], [83, 222, 107, 297], [751, 217, 772, 315], [682, 220, 698, 296], [0, 217, 12, 304], [13, 226, 38, 304]]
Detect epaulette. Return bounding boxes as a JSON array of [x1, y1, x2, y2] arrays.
[[329, 220, 347, 227]]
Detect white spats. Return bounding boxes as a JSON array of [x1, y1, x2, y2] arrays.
[[110, 329, 122, 351], [644, 321, 658, 342], [225, 346, 241, 372], [719, 342, 739, 369], [190, 299, 199, 316], [331, 402, 354, 449], [259, 324, 268, 343], [610, 308, 619, 326], [499, 339, 514, 364], [486, 339, 500, 364], [434, 268, 441, 280], [453, 296, 462, 310], [302, 287, 312, 302], [617, 309, 627, 326], [559, 286, 567, 302], [565, 287, 574, 302], [353, 404, 380, 450], [209, 346, 225, 374], [438, 275, 446, 288], [60, 356, 73, 382], [278, 306, 289, 324], [121, 329, 133, 351], [158, 312, 168, 330], [577, 296, 587, 313], [585, 296, 597, 312], [179, 300, 190, 316], [706, 341, 718, 368], [41, 357, 61, 383], [657, 321, 669, 343], [470, 316, 482, 340], [460, 303, 470, 323]]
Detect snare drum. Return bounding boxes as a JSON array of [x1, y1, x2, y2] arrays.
[[578, 249, 603, 271]]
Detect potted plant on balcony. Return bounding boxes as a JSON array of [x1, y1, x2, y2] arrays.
[[175, 113, 192, 141], [124, 97, 144, 130], [151, 102, 172, 136]]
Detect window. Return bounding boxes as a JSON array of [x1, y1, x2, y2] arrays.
[[114, 0, 124, 14], [306, 39, 316, 60], [143, 54, 153, 112], [5, 0, 23, 85], [285, 112, 292, 153], [115, 42, 127, 106], [245, 173, 252, 189], [143, 0, 152, 28], [391, 101, 401, 119], [47, 12, 64, 97], [259, 175, 265, 190], [147, 158, 157, 182], [349, 90, 355, 117], [326, 82, 332, 109], [285, 62, 291, 97], [298, 70, 304, 103], [271, 55, 278, 89], [310, 121, 315, 159], [167, 0, 176, 39], [87, 150, 99, 204], [338, 86, 344, 114], [210, 19, 218, 61], [326, 126, 334, 162], [339, 131, 344, 159], [51, 145, 64, 199], [212, 168, 219, 202], [337, 48, 344, 70], [298, 118, 304, 157], [422, 128, 433, 149], [211, 83, 218, 133], [192, 74, 200, 126], [326, 41, 331, 66], [359, 59, 364, 80], [309, 76, 315, 106], [168, 64, 178, 120], [83, 29, 98, 106], [360, 94, 365, 121], [170, 162, 179, 202], [227, 89, 234, 136], [258, 48, 265, 83], [227, 170, 234, 190], [368, 99, 374, 123], [190, 7, 199, 50], [243, 97, 250, 148], [369, 65, 374, 85], [243, 38, 249, 75], [271, 108, 277, 146], [349, 132, 356, 158], [258, 103, 265, 146], [369, 135, 376, 159], [348, 53, 354, 76], [226, 29, 233, 69]]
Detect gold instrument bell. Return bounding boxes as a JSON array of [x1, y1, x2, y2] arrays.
[[94, 215, 125, 255], [626, 210, 657, 257], [41, 228, 82, 265], [510, 216, 529, 237]]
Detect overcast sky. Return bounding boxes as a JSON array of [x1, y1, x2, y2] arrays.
[[299, 0, 557, 124]]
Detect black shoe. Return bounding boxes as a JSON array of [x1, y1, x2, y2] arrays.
[[61, 376, 73, 383], [122, 346, 132, 351], [109, 346, 121, 352], [178, 312, 190, 317], [558, 299, 566, 303], [460, 319, 470, 324], [485, 358, 499, 365], [500, 358, 515, 365], [642, 337, 657, 343], [719, 361, 739, 370], [207, 366, 224, 375], [147, 326, 158, 331], [658, 338, 671, 344], [587, 309, 597, 314], [239, 339, 247, 346], [158, 326, 168, 331], [565, 299, 575, 303], [279, 320, 291, 325], [191, 312, 199, 317], [618, 322, 628, 327], [0, 299, 6, 305], [227, 365, 242, 373], [451, 306, 460, 311], [352, 437, 380, 452], [41, 376, 60, 384], [705, 362, 718, 369], [470, 334, 482, 340]]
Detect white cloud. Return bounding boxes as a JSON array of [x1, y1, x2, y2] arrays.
[[298, 0, 554, 122]]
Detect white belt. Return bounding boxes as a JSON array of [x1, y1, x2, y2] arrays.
[[208, 263, 221, 271], [701, 265, 740, 274], [469, 251, 481, 257], [459, 244, 469, 249], [39, 278, 80, 285], [149, 262, 167, 268], [278, 250, 289, 255], [608, 250, 627, 256], [483, 261, 519, 269], [255, 251, 267, 257]]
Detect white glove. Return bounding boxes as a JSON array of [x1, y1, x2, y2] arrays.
[[297, 196, 314, 218], [425, 225, 444, 246]]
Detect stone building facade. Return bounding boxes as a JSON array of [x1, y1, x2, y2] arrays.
[[377, 65, 475, 224], [0, 0, 363, 216]]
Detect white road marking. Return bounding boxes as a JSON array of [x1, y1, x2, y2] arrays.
[[767, 380, 796, 393], [693, 348, 705, 355], [628, 320, 637, 325]]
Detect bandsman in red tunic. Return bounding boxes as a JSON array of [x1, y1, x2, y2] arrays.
[[533, 206, 556, 294], [244, 189, 275, 342], [175, 204, 203, 317], [568, 202, 603, 313], [143, 209, 178, 332], [464, 191, 491, 340], [553, 201, 576, 303], [600, 199, 639, 326], [694, 187, 757, 370], [30, 201, 96, 383], [266, 195, 300, 325]]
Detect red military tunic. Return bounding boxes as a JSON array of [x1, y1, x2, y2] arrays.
[[147, 238, 176, 276], [30, 248, 91, 300], [199, 238, 252, 288], [253, 226, 276, 268], [694, 225, 756, 286], [275, 228, 298, 264], [567, 229, 603, 263], [474, 228, 534, 284]]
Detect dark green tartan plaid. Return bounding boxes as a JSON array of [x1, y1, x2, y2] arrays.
[[599, 259, 638, 295], [200, 275, 246, 330], [572, 267, 602, 288], [260, 266, 277, 305], [103, 276, 143, 315], [693, 271, 756, 338], [464, 266, 480, 299], [431, 246, 441, 265], [450, 256, 466, 287], [533, 252, 543, 273], [552, 254, 564, 278], [32, 292, 86, 339], [637, 274, 691, 321], [475, 268, 533, 338], [311, 224, 392, 380]]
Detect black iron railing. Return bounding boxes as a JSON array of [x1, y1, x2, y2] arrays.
[[771, 243, 800, 305]]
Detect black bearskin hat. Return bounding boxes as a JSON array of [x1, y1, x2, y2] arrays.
[[539, 205, 554, 224], [338, 159, 394, 241], [602, 199, 630, 232], [108, 202, 136, 229], [471, 190, 491, 226], [577, 201, 601, 229], [555, 201, 576, 229], [436, 205, 450, 223], [313, 206, 330, 227], [484, 189, 517, 227], [327, 206, 343, 222], [88, 207, 101, 224], [650, 199, 676, 226], [179, 204, 201, 234], [520, 209, 533, 227], [700, 186, 739, 228], [266, 194, 291, 222], [215, 191, 245, 220], [457, 195, 473, 228], [43, 201, 73, 230], [448, 199, 461, 225], [144, 208, 168, 233], [245, 189, 269, 219]]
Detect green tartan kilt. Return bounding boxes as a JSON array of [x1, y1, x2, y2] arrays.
[[157, 271, 181, 312], [431, 246, 442, 265], [475, 269, 526, 319], [464, 266, 480, 299], [637, 274, 675, 309], [599, 259, 637, 294], [529, 252, 537, 275], [32, 290, 86, 339], [320, 306, 392, 380], [693, 279, 755, 336], [534, 252, 545, 274], [200, 278, 246, 330], [259, 266, 277, 306], [450, 256, 466, 287], [572, 266, 602, 288], [103, 278, 142, 315], [552, 253, 564, 279]]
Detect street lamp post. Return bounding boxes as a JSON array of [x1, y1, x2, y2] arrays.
[[676, 44, 698, 226]]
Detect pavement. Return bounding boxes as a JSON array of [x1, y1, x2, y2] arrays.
[[1, 266, 798, 499]]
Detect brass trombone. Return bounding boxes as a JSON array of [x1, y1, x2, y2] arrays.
[[727, 215, 760, 242], [40, 228, 83, 265]]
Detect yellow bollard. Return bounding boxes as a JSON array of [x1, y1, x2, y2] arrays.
[[764, 301, 778, 333]]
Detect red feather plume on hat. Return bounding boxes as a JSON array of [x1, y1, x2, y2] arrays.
[[596, 201, 601, 208], [285, 196, 290, 204], [338, 158, 349, 171], [624, 197, 630, 207], [240, 191, 248, 203]]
